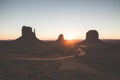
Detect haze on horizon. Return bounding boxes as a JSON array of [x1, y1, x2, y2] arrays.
[[0, 0, 120, 40]]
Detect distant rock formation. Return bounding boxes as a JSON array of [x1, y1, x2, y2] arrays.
[[81, 30, 102, 44], [15, 26, 45, 44], [22, 26, 36, 40], [86, 30, 99, 42], [56, 34, 65, 43]]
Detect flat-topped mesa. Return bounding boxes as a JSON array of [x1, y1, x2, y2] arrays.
[[22, 26, 36, 39], [86, 30, 99, 42], [82, 30, 102, 44], [15, 26, 44, 44]]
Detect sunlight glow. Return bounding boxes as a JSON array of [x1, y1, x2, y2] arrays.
[[65, 34, 75, 40]]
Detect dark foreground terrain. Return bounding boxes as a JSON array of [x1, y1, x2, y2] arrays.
[[0, 40, 120, 80]]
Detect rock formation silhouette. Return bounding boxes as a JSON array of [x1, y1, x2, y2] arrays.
[[81, 30, 102, 44], [56, 34, 65, 44], [15, 26, 45, 44], [22, 26, 36, 40]]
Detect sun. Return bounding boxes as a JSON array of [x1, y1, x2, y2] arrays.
[[65, 34, 74, 40]]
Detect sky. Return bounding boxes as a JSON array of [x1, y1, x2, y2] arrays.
[[0, 0, 120, 40]]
